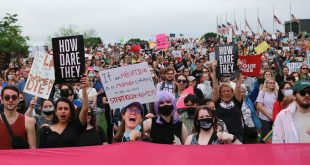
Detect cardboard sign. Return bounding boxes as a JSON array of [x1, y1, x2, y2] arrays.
[[99, 62, 158, 109], [175, 61, 185, 72], [239, 55, 262, 77], [172, 50, 182, 58], [52, 35, 85, 84], [255, 41, 270, 54], [287, 62, 303, 74], [24, 53, 55, 99], [156, 34, 169, 50], [209, 52, 215, 62], [215, 44, 239, 77]]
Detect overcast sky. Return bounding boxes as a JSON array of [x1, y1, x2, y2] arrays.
[[1, 0, 309, 45]]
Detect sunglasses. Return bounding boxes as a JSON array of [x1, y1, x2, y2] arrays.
[[297, 89, 310, 96], [43, 111, 54, 116], [177, 79, 187, 84], [301, 68, 308, 70], [127, 109, 142, 115], [3, 95, 18, 101]]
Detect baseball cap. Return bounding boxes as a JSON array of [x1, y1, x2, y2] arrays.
[[293, 79, 310, 92], [121, 102, 144, 115]]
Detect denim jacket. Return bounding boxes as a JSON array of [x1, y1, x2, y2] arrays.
[[245, 80, 262, 129]]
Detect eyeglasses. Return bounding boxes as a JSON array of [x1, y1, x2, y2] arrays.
[[3, 95, 18, 101], [297, 89, 310, 96], [301, 68, 308, 70], [177, 79, 187, 84], [126, 109, 142, 115]]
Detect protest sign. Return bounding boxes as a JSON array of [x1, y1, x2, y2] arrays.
[[149, 41, 156, 49], [156, 34, 169, 50], [52, 35, 85, 84], [24, 53, 55, 99], [239, 55, 262, 76], [175, 61, 185, 72], [287, 62, 303, 74], [172, 50, 182, 58], [215, 44, 239, 77], [99, 62, 158, 109], [255, 41, 270, 54], [176, 86, 194, 109], [209, 52, 215, 62]]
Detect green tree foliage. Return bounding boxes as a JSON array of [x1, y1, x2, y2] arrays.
[[0, 13, 29, 59], [46, 25, 102, 48], [202, 32, 217, 40], [127, 38, 149, 49]]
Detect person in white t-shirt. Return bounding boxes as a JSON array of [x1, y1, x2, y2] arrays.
[[79, 79, 98, 109]]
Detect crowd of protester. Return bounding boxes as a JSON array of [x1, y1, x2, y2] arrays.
[[0, 31, 309, 149]]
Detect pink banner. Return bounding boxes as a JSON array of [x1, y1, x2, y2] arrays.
[[0, 142, 309, 165], [156, 33, 169, 50]]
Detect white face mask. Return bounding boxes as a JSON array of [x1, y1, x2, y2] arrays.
[[282, 89, 293, 96], [7, 75, 13, 80]]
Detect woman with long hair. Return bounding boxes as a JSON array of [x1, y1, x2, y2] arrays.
[[185, 106, 241, 145], [272, 82, 293, 121], [38, 77, 89, 148]]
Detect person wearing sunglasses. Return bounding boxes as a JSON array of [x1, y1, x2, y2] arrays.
[[113, 102, 145, 142], [299, 64, 309, 80], [273, 79, 310, 143], [0, 86, 36, 149], [174, 74, 188, 100]]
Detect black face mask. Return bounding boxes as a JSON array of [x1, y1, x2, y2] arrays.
[[60, 89, 71, 98], [186, 107, 196, 117], [158, 105, 173, 116], [17, 101, 26, 112], [198, 118, 213, 131], [43, 111, 54, 116]]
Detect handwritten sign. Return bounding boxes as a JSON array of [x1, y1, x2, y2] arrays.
[[307, 51, 310, 67], [215, 44, 238, 77], [24, 53, 55, 99], [255, 41, 270, 54], [287, 62, 303, 74], [52, 35, 85, 83], [99, 62, 158, 109], [156, 34, 169, 50]]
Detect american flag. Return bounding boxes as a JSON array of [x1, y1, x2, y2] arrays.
[[291, 14, 300, 23], [227, 22, 234, 29], [234, 20, 239, 31], [258, 18, 263, 29], [274, 15, 282, 24]]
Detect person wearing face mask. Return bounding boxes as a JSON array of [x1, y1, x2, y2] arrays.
[[180, 94, 199, 134], [185, 106, 241, 145], [272, 82, 293, 121], [17, 93, 27, 114], [143, 91, 188, 144]]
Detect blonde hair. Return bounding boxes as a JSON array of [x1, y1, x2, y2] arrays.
[[262, 78, 278, 95]]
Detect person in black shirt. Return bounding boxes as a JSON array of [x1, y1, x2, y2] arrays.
[[211, 60, 244, 142], [143, 91, 188, 144], [38, 77, 89, 148]]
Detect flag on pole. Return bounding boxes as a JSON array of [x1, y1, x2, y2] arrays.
[[258, 18, 263, 29], [291, 14, 300, 23], [234, 20, 239, 31], [227, 22, 234, 29], [245, 19, 253, 32], [274, 15, 282, 24]]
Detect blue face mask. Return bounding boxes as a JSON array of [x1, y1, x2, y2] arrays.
[[88, 73, 95, 78], [123, 125, 141, 141]]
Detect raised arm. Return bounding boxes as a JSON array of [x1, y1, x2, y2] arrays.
[[234, 60, 243, 102], [79, 77, 89, 125], [211, 60, 220, 102]]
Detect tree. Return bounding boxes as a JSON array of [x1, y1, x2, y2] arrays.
[[127, 38, 149, 49], [0, 13, 29, 70], [46, 25, 102, 48], [202, 32, 217, 40]]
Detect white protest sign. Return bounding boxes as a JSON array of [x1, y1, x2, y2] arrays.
[[172, 50, 182, 58], [99, 62, 158, 109], [287, 62, 303, 74], [24, 53, 55, 99], [209, 52, 215, 62]]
